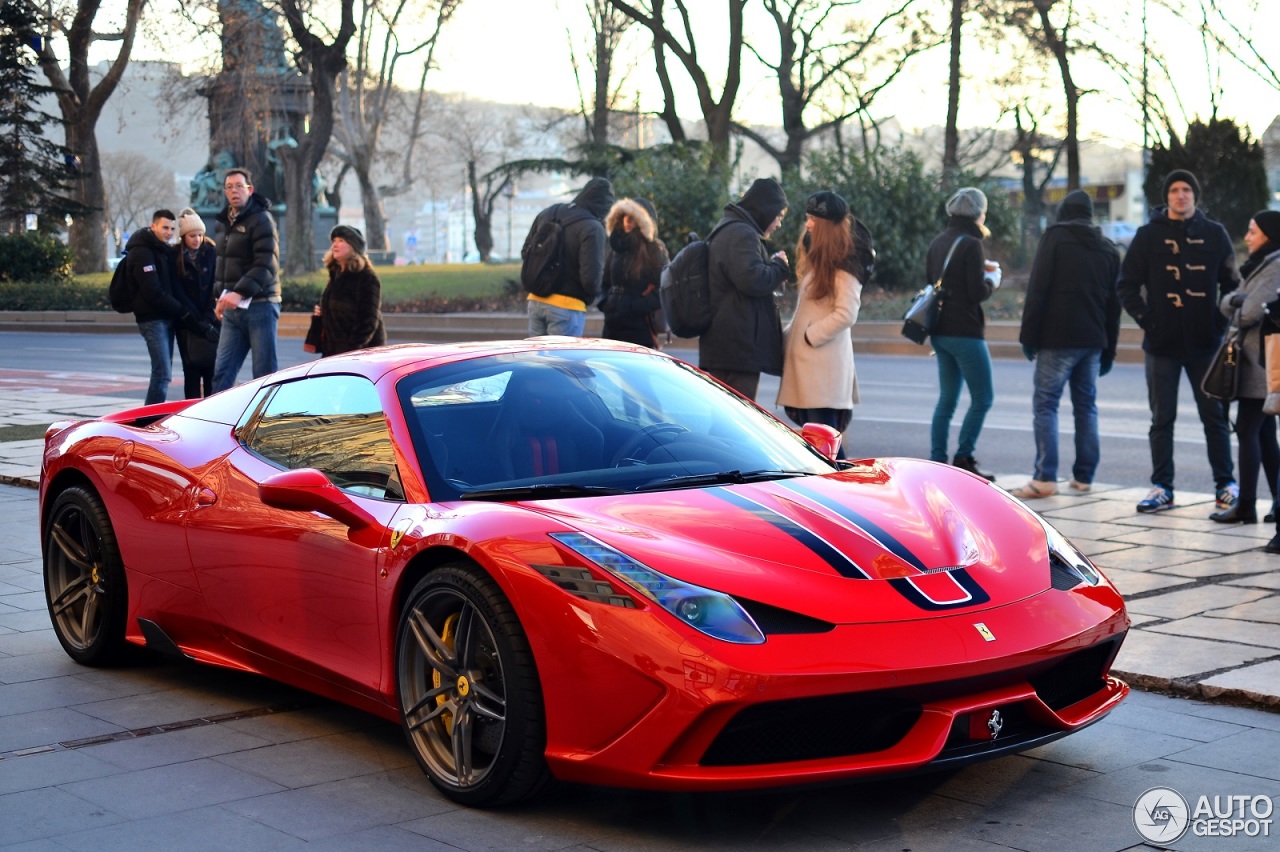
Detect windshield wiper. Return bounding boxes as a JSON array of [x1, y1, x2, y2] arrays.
[[634, 469, 811, 492], [460, 483, 621, 501]]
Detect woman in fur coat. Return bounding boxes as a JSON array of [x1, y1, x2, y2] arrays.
[[311, 225, 386, 357], [599, 197, 669, 349], [776, 191, 862, 458]]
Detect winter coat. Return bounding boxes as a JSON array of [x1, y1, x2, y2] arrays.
[[126, 229, 186, 325], [1117, 207, 1240, 357], [926, 217, 991, 339], [1218, 251, 1280, 399], [213, 191, 281, 303], [1020, 217, 1122, 356], [319, 261, 386, 357], [699, 204, 790, 375], [777, 268, 862, 410], [524, 177, 614, 309], [172, 239, 219, 326], [600, 199, 669, 348]]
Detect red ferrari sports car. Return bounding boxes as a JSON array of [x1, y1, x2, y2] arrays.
[[40, 339, 1128, 806]]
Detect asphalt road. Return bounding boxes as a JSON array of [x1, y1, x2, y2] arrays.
[[0, 331, 1225, 496]]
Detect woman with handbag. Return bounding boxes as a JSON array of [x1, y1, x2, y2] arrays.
[[309, 225, 386, 357], [777, 191, 862, 459], [926, 187, 999, 480], [599, 198, 669, 349], [172, 209, 219, 398], [1213, 212, 1280, 536]]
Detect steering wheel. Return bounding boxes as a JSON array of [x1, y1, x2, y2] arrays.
[[611, 423, 689, 466]]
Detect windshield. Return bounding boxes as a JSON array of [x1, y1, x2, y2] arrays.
[[397, 349, 835, 501]]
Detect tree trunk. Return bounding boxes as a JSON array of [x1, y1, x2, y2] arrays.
[[944, 0, 964, 177], [279, 144, 316, 275], [1035, 2, 1080, 189], [468, 161, 493, 262], [65, 121, 107, 272]]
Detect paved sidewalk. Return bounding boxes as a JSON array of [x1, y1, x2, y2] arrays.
[[1, 385, 1276, 712]]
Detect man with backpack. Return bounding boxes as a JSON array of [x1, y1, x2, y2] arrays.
[[521, 177, 614, 337], [124, 209, 217, 405], [699, 177, 791, 400]]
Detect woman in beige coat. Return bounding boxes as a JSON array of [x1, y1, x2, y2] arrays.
[[777, 190, 862, 458]]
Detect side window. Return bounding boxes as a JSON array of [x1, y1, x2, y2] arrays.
[[244, 374, 404, 501]]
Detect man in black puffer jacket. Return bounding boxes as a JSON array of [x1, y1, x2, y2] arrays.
[[1118, 169, 1242, 515], [212, 167, 281, 392], [699, 177, 790, 401], [524, 177, 614, 337], [1012, 190, 1121, 499]]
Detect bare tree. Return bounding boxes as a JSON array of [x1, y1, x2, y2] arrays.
[[564, 0, 634, 145], [330, 0, 459, 253], [943, 0, 965, 176], [34, 0, 147, 273], [607, 0, 747, 162], [736, 0, 941, 173], [101, 151, 182, 251], [277, 0, 357, 275]]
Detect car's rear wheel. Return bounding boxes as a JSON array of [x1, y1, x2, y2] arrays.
[[43, 485, 130, 666], [396, 563, 548, 806]]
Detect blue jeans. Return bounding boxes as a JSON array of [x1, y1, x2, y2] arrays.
[[527, 300, 586, 337], [1145, 350, 1235, 490], [214, 301, 280, 393], [138, 319, 174, 405], [930, 336, 994, 461], [1032, 348, 1100, 483]]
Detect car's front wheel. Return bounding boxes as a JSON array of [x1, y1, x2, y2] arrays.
[[396, 563, 548, 806], [43, 485, 130, 666]]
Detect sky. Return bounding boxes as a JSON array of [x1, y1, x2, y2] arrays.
[[109, 0, 1279, 150]]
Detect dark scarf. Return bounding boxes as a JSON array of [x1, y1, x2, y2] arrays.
[[1241, 240, 1280, 280]]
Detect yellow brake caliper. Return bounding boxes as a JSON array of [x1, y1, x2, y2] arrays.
[[432, 613, 460, 735]]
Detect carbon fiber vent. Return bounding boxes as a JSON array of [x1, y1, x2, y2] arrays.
[[1030, 639, 1118, 710]]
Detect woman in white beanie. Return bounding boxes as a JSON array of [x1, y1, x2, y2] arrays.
[[926, 187, 999, 480], [173, 207, 219, 397]]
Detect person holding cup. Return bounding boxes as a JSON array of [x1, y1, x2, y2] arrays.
[[926, 187, 998, 480], [1012, 190, 1121, 498]]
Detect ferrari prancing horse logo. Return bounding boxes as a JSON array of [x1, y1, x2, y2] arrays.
[[974, 622, 996, 642]]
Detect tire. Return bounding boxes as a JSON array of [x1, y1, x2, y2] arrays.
[[43, 485, 130, 666], [396, 563, 549, 806]]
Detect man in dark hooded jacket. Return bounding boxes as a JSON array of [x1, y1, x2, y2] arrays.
[[1011, 190, 1121, 499], [524, 177, 614, 337], [699, 177, 790, 400]]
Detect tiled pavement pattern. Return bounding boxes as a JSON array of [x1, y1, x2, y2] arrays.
[[1, 385, 1278, 849]]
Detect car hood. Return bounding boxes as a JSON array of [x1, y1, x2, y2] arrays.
[[525, 459, 1053, 625]]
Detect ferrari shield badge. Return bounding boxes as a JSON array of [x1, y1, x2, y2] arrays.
[[973, 622, 996, 642]]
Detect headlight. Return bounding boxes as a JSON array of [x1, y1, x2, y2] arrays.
[[550, 532, 766, 644], [1040, 518, 1101, 586]]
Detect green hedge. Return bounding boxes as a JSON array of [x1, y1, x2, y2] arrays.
[[0, 233, 74, 283]]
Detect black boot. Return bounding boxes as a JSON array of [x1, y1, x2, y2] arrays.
[[1266, 535, 1280, 554], [953, 455, 995, 482], [1210, 504, 1257, 524]]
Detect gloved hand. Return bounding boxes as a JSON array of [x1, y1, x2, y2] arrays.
[[1228, 291, 1246, 308], [200, 322, 219, 344], [1022, 344, 1036, 362], [1100, 352, 1114, 376]]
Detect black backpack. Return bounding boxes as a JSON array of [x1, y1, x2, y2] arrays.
[[659, 224, 728, 339], [520, 204, 592, 297], [107, 252, 134, 313]]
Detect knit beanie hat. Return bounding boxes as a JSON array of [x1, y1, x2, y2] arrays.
[[330, 224, 366, 256], [805, 190, 849, 222], [1057, 190, 1093, 222], [737, 178, 789, 232], [1253, 210, 1280, 246], [945, 187, 987, 219], [177, 207, 206, 238], [1162, 169, 1201, 200]]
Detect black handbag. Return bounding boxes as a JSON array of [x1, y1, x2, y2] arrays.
[[1201, 317, 1241, 402], [183, 328, 219, 370], [902, 236, 966, 345], [304, 314, 324, 352]]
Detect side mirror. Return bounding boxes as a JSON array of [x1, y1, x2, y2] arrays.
[[259, 468, 377, 535], [801, 423, 842, 461]]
